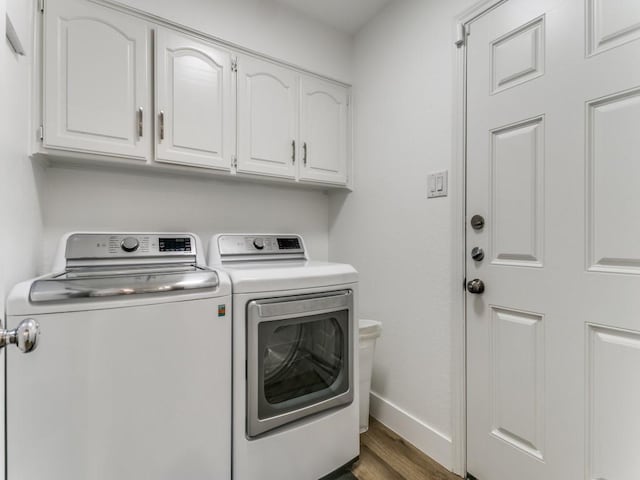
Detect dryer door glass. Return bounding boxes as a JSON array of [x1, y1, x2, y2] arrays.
[[260, 313, 346, 405]]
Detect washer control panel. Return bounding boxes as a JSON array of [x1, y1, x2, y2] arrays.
[[217, 235, 304, 257], [66, 233, 196, 260]]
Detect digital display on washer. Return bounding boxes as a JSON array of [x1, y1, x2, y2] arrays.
[[277, 238, 301, 250], [159, 237, 192, 252]]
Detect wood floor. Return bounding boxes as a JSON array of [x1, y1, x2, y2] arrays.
[[351, 418, 462, 480]]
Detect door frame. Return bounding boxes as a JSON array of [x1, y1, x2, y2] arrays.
[[450, 0, 509, 476]]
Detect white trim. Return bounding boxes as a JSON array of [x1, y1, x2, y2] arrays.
[[370, 392, 453, 469], [451, 0, 511, 477], [449, 12, 467, 474]]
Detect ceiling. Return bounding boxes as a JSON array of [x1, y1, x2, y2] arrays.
[[273, 0, 395, 34]]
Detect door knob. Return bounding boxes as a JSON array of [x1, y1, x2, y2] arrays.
[[0, 318, 40, 353], [471, 247, 485, 261], [467, 279, 485, 294]]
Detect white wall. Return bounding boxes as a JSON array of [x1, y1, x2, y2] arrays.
[[39, 0, 354, 272], [1, 0, 45, 477], [328, 0, 476, 471], [113, 0, 353, 83], [2, 0, 43, 288], [41, 167, 330, 270]]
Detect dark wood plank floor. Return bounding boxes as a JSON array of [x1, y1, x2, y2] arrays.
[[352, 418, 462, 480]]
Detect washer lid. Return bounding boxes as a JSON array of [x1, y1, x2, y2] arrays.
[[222, 261, 358, 293]]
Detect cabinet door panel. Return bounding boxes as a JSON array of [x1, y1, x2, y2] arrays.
[[237, 56, 297, 178], [156, 28, 234, 170], [44, 0, 150, 159], [299, 77, 349, 185]]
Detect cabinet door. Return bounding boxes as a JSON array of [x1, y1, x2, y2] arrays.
[[237, 56, 298, 179], [299, 77, 349, 185], [43, 0, 150, 160], [155, 28, 234, 170]]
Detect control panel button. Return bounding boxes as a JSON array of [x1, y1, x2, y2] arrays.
[[120, 236, 140, 253], [253, 238, 265, 250]]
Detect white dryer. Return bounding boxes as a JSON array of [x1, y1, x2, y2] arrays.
[[208, 234, 359, 480], [5, 232, 232, 480]]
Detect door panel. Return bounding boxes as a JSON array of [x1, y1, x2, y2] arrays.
[[6, 299, 231, 480], [489, 307, 545, 461], [237, 56, 297, 178], [587, 325, 640, 479], [490, 116, 544, 267], [155, 28, 234, 170], [465, 0, 640, 479], [587, 0, 640, 55], [299, 76, 348, 185], [44, 0, 150, 159], [587, 88, 640, 273]]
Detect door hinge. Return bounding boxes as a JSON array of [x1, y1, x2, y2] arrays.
[[463, 277, 467, 291], [231, 57, 238, 72], [38, 125, 44, 141], [38, 0, 44, 13], [231, 154, 238, 169], [455, 23, 469, 47]]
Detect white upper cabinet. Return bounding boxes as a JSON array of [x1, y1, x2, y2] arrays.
[[155, 28, 235, 170], [237, 56, 298, 179], [43, 0, 150, 160], [40, 0, 351, 187], [299, 76, 349, 185]]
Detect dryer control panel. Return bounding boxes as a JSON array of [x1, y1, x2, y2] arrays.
[[216, 235, 305, 259]]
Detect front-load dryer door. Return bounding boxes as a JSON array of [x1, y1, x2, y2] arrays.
[[247, 290, 354, 437], [5, 298, 231, 480]]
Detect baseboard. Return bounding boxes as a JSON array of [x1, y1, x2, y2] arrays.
[[369, 392, 453, 470]]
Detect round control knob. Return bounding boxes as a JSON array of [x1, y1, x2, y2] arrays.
[[120, 236, 140, 252], [253, 238, 265, 250]]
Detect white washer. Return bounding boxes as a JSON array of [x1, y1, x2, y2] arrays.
[[5, 232, 232, 480], [208, 234, 359, 480]]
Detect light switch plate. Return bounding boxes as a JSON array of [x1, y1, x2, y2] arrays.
[[427, 171, 448, 198]]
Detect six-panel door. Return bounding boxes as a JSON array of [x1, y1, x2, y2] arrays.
[[44, 0, 150, 160], [155, 27, 235, 170], [299, 76, 349, 185], [237, 55, 298, 179], [465, 0, 640, 479]]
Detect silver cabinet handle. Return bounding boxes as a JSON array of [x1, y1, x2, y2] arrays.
[[137, 107, 143, 138], [303, 142, 307, 165], [292, 140, 296, 164], [159, 110, 165, 142], [0, 318, 40, 353]]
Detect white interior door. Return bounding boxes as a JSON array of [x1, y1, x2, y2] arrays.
[[155, 27, 234, 170], [237, 55, 298, 179], [466, 0, 640, 479], [299, 76, 348, 185], [43, 0, 150, 160]]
